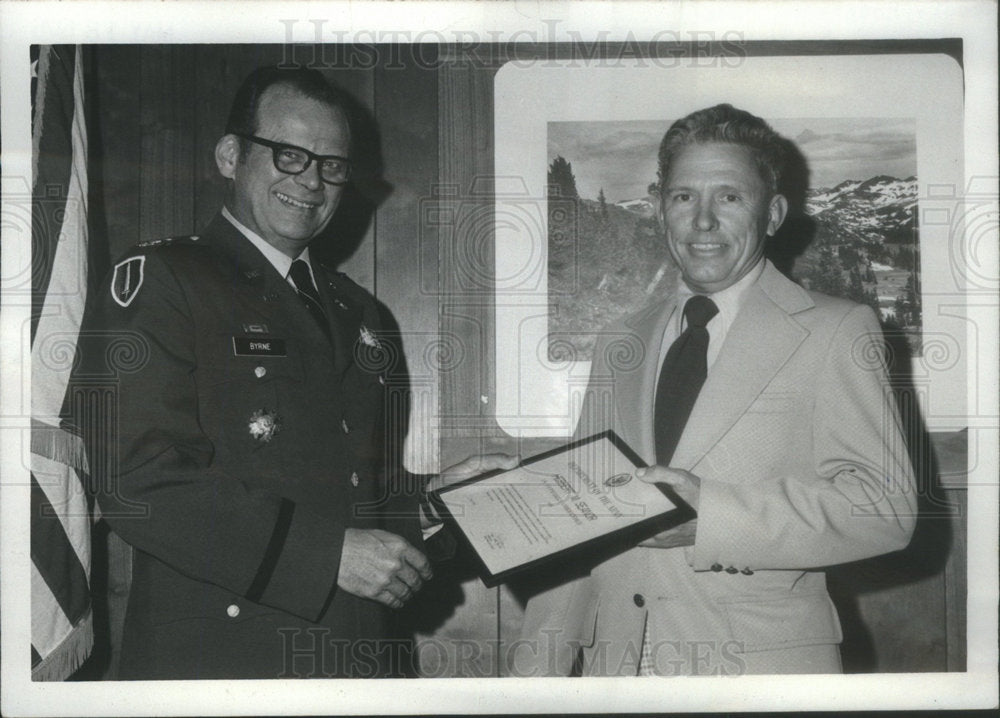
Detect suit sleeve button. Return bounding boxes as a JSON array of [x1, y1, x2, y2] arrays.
[[226, 604, 240, 618], [725, 566, 739, 574], [710, 563, 723, 572], [741, 568, 754, 575], [633, 594, 645, 608]]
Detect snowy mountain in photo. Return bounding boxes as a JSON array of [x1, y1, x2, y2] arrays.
[[805, 175, 918, 244], [611, 176, 919, 240], [613, 197, 655, 216]]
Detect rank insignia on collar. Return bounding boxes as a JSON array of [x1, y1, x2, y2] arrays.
[[137, 234, 198, 248], [111, 256, 145, 307], [359, 324, 381, 349]]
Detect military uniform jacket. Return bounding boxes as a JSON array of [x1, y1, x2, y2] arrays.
[[69, 214, 420, 679]]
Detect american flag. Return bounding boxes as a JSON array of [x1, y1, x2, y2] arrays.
[[30, 44, 96, 681]]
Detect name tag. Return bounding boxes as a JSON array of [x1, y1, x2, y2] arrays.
[[233, 337, 287, 356]]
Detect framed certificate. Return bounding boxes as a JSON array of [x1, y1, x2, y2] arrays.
[[430, 432, 694, 586]]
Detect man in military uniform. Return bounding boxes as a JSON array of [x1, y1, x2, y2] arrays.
[[68, 66, 487, 679]]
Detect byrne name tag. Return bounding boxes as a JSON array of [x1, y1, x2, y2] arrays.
[[233, 337, 287, 356]]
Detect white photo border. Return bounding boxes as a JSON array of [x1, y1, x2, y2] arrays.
[[2, 1, 997, 716]]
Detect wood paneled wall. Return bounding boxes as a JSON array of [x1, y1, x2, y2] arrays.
[[84, 43, 966, 679]]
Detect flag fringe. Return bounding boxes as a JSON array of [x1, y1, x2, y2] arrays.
[[31, 609, 93, 682], [31, 418, 89, 473]]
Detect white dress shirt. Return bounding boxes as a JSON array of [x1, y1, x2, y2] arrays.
[[653, 259, 766, 414], [222, 206, 320, 288]]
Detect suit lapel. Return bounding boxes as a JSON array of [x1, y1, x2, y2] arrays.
[[672, 263, 813, 469], [618, 300, 679, 464]]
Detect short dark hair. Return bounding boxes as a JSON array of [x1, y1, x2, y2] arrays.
[[225, 66, 351, 154], [657, 104, 786, 195]]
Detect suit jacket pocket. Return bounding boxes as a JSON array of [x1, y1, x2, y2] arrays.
[[718, 591, 843, 653], [523, 576, 601, 647], [702, 390, 808, 483], [744, 390, 798, 415], [148, 595, 282, 630], [201, 332, 305, 386], [197, 334, 306, 454]]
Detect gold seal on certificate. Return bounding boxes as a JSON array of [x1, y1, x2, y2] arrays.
[[430, 432, 695, 586]]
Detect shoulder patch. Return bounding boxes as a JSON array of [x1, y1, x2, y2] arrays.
[[111, 256, 146, 307]]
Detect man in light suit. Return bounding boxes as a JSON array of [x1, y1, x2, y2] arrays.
[[516, 104, 917, 676]]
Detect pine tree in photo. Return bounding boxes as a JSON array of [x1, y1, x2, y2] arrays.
[[547, 155, 579, 200]]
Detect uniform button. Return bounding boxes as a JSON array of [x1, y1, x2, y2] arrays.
[[341, 419, 350, 434], [710, 563, 723, 572], [351, 472, 360, 487], [226, 604, 240, 618], [254, 366, 267, 378], [378, 375, 386, 386], [633, 593, 645, 608], [741, 568, 754, 576], [725, 566, 739, 574]]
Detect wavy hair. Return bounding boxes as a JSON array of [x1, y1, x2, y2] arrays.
[[657, 104, 786, 194]]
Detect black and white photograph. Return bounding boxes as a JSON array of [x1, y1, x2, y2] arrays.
[[1, 1, 996, 716]]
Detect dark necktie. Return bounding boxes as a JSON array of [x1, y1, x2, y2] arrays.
[[654, 295, 719, 465], [289, 259, 330, 339]]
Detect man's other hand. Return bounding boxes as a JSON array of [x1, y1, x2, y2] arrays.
[[418, 454, 520, 528], [425, 453, 520, 494], [636, 466, 701, 549], [337, 529, 432, 609], [636, 465, 701, 510]]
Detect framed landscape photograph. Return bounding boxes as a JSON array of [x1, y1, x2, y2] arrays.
[[494, 51, 966, 436]]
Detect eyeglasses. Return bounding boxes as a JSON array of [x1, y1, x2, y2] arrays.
[[235, 133, 352, 186]]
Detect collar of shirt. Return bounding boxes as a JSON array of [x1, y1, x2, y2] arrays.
[[658, 258, 767, 375], [221, 207, 318, 289]]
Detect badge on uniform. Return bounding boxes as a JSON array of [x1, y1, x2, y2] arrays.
[[359, 324, 381, 349], [248, 408, 281, 443], [111, 256, 145, 307]]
